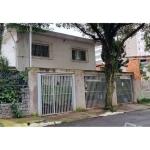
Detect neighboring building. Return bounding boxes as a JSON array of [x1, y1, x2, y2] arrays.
[[2, 28, 95, 71], [95, 44, 126, 72], [95, 31, 150, 73], [95, 31, 150, 61], [124, 31, 150, 80], [95, 45, 102, 65], [126, 59, 141, 80], [125, 30, 150, 56], [126, 55, 150, 80], [96, 63, 105, 71]]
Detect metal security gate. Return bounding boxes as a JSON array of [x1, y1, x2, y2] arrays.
[[115, 75, 133, 103], [38, 73, 75, 116], [84, 74, 107, 108]]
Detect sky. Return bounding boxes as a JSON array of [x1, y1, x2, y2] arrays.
[[50, 24, 85, 38]]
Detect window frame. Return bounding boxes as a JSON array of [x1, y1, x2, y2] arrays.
[[32, 43, 49, 57], [32, 41, 53, 60], [70, 46, 89, 63], [70, 47, 89, 63]]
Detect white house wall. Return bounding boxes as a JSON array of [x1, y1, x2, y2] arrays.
[[16, 33, 95, 71], [1, 29, 17, 67]]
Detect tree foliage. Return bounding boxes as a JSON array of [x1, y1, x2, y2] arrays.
[[5, 23, 52, 33], [0, 55, 9, 72], [0, 23, 4, 54], [140, 63, 149, 80]]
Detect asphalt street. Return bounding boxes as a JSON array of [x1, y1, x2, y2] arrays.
[[49, 109, 150, 127]]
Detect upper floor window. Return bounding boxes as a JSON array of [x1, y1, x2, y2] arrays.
[[32, 43, 49, 57], [72, 48, 86, 61]]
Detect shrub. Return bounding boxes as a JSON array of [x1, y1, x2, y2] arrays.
[[76, 108, 87, 112], [137, 98, 150, 104], [11, 103, 23, 118], [0, 55, 9, 72], [0, 56, 29, 118]]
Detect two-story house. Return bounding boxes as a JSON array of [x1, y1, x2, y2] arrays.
[[2, 28, 99, 116], [2, 28, 95, 71]]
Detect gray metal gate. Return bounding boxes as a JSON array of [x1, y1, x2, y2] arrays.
[[84, 74, 133, 107], [115, 75, 133, 103], [38, 73, 75, 116], [84, 74, 107, 108]]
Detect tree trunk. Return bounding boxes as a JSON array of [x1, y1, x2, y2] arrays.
[[105, 64, 115, 108], [102, 40, 121, 109]]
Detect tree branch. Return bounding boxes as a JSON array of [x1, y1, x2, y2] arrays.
[[110, 23, 133, 38], [74, 23, 99, 41], [89, 23, 105, 43], [121, 23, 145, 45]]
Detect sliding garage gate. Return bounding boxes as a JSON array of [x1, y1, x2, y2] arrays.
[[115, 75, 133, 103], [38, 73, 75, 116], [84, 74, 107, 108], [84, 74, 133, 108]]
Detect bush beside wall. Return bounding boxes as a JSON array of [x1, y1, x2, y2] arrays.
[[0, 88, 30, 118]]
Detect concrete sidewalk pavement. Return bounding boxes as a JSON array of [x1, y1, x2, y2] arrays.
[[1, 103, 150, 127]]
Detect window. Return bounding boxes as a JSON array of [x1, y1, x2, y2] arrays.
[[72, 48, 86, 61], [140, 59, 146, 62], [32, 43, 49, 57]]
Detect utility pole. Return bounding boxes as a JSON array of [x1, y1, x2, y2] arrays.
[[29, 24, 32, 67]]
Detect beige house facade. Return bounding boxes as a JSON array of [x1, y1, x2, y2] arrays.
[[2, 28, 96, 71]]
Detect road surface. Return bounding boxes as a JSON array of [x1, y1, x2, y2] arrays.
[[49, 109, 150, 127]]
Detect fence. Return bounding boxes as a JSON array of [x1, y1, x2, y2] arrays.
[[0, 72, 28, 87], [0, 72, 28, 103], [135, 80, 150, 99], [0, 72, 29, 118], [0, 88, 30, 118]]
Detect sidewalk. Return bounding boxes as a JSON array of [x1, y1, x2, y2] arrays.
[[1, 103, 150, 127]]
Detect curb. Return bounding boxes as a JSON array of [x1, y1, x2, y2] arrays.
[[15, 121, 62, 127], [1, 106, 150, 127], [0, 119, 62, 127]]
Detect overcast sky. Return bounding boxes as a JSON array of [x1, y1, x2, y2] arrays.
[[50, 24, 85, 38]]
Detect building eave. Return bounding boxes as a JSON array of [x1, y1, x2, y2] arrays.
[[34, 30, 94, 44]]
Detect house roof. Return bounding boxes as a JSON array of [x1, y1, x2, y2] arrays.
[[35, 30, 94, 44], [96, 63, 105, 68], [126, 55, 150, 60]]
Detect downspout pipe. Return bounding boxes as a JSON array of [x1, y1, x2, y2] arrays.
[[29, 24, 32, 67]]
